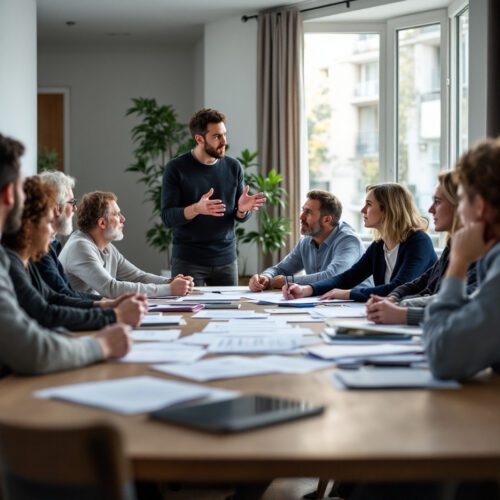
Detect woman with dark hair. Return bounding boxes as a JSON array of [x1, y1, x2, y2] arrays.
[[283, 183, 437, 302], [2, 176, 145, 331], [366, 170, 477, 325]]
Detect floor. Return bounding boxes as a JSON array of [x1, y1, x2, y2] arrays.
[[161, 478, 329, 499]]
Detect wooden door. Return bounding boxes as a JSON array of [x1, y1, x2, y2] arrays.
[[38, 93, 65, 171]]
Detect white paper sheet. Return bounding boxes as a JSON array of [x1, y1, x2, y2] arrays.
[[139, 315, 184, 326], [116, 346, 205, 364], [176, 333, 228, 345], [202, 319, 311, 333], [257, 355, 336, 374], [264, 308, 313, 314], [193, 286, 251, 293], [131, 329, 182, 342], [178, 294, 245, 302], [308, 343, 423, 360], [207, 336, 305, 354], [153, 356, 276, 382], [34, 376, 211, 414], [192, 310, 269, 320], [310, 304, 367, 319], [273, 315, 325, 323]]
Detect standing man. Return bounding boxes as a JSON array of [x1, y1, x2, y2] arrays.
[[161, 108, 266, 286], [249, 190, 369, 291]]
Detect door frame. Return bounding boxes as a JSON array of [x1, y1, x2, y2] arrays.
[[38, 87, 71, 173]]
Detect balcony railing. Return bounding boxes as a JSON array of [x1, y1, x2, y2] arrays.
[[356, 130, 378, 156], [354, 80, 379, 99]]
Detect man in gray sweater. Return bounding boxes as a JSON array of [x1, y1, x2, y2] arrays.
[[424, 138, 500, 380], [0, 133, 131, 376], [60, 191, 193, 298]]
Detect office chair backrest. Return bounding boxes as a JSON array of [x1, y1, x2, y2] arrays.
[[0, 421, 136, 500]]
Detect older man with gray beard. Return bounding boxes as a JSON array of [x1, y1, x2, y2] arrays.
[[35, 171, 105, 301], [59, 191, 193, 298]]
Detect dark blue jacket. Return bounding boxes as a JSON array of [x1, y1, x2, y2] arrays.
[[310, 230, 437, 302], [35, 240, 101, 301]]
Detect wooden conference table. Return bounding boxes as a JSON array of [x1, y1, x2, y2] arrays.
[[0, 298, 500, 483]]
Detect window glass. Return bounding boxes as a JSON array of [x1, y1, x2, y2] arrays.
[[304, 33, 380, 235], [397, 24, 441, 232]]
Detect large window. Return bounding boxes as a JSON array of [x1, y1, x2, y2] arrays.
[[304, 9, 460, 246], [304, 32, 380, 236]]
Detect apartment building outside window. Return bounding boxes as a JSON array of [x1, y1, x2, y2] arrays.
[[303, 5, 469, 246]]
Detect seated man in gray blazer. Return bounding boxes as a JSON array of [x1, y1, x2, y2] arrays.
[[249, 190, 370, 291]]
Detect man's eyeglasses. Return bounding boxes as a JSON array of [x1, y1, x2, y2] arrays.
[[66, 198, 78, 207]]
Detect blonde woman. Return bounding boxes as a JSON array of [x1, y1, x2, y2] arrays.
[[366, 171, 477, 325], [283, 183, 437, 302]]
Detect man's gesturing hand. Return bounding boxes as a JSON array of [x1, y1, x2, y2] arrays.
[[194, 188, 225, 217], [237, 185, 266, 214]]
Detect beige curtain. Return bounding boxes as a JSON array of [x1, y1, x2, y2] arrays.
[[257, 8, 303, 263]]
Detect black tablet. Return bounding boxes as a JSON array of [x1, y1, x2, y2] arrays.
[[150, 395, 324, 433]]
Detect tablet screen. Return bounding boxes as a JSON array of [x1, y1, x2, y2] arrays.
[[150, 395, 324, 433]]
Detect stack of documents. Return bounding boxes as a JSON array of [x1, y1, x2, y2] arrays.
[[325, 319, 423, 336], [34, 376, 238, 414], [308, 343, 423, 362], [148, 303, 204, 313], [332, 368, 460, 390]]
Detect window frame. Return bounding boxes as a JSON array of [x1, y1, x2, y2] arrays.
[[448, 0, 469, 165]]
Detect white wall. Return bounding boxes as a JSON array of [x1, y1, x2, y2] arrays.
[[193, 38, 204, 111], [38, 43, 195, 274], [0, 0, 37, 174], [203, 16, 259, 275]]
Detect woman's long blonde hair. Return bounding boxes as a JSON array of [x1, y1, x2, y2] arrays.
[[367, 182, 428, 243], [437, 170, 460, 237]]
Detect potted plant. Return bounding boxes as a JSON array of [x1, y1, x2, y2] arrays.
[[126, 97, 193, 270], [236, 149, 290, 270]]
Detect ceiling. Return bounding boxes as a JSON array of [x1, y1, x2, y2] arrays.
[[36, 0, 303, 46], [36, 0, 452, 46]]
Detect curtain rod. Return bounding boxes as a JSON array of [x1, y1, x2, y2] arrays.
[[241, 0, 356, 22]]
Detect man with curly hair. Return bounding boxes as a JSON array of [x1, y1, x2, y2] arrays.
[[0, 133, 131, 376], [60, 191, 193, 298]]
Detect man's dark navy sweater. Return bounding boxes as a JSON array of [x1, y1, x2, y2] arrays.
[[311, 230, 437, 302], [161, 152, 250, 266]]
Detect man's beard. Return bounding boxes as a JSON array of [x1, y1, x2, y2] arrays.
[[301, 221, 323, 238], [204, 143, 225, 160], [57, 213, 74, 236], [104, 226, 124, 242], [3, 189, 23, 234]]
